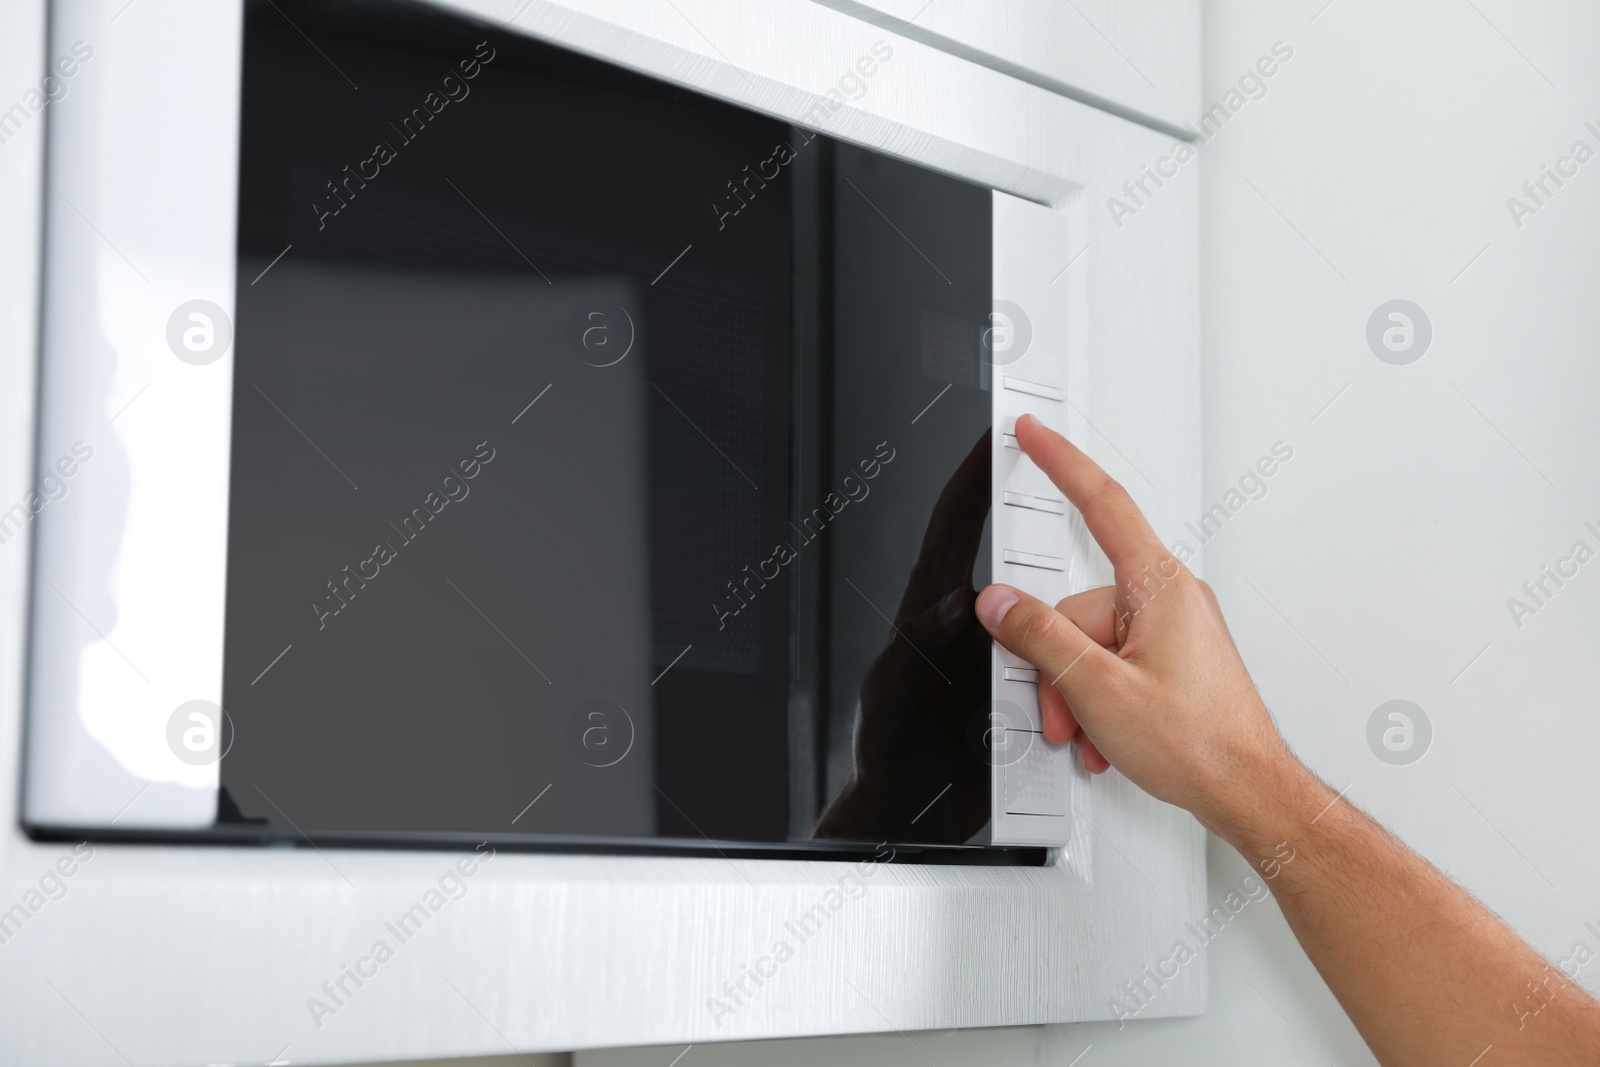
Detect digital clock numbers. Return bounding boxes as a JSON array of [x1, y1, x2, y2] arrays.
[[920, 310, 990, 391]]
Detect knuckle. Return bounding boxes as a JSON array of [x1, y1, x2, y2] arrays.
[[1156, 553, 1188, 581], [1090, 475, 1130, 510], [1013, 604, 1064, 649]]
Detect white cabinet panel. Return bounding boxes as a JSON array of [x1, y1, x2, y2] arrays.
[[813, 0, 1201, 134]]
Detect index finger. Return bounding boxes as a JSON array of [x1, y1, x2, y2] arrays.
[[1014, 413, 1166, 572]]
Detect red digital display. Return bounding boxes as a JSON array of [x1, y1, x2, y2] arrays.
[[920, 311, 983, 390]]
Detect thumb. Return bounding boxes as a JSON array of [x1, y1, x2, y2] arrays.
[[975, 584, 1122, 707]]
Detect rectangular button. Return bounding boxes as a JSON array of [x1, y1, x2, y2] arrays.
[[1002, 732, 1069, 816], [1002, 666, 1040, 683], [1002, 490, 1065, 515], [1003, 549, 1064, 571], [1002, 375, 1063, 402], [1002, 433, 1020, 450]]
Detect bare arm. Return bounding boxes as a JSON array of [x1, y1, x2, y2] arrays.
[[976, 414, 1600, 1066]]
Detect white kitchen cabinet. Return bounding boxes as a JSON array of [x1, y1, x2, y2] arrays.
[[810, 0, 1201, 133]]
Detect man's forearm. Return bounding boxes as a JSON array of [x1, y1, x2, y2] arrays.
[[969, 418, 1600, 1062], [1220, 758, 1600, 1066]]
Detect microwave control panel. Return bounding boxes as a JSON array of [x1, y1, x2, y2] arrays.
[[989, 192, 1089, 851]]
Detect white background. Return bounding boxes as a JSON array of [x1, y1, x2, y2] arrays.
[[581, 0, 1600, 1063]]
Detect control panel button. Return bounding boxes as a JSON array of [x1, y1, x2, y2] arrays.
[[1001, 375, 1063, 402], [1002, 665, 1040, 683], [1002, 732, 1069, 816], [1002, 548, 1065, 571], [1002, 490, 1065, 515]]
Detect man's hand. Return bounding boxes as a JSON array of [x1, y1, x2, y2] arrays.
[[979, 414, 1600, 1067], [974, 413, 1288, 838]]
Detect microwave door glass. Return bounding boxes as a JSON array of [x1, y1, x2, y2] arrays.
[[223, 0, 1027, 862]]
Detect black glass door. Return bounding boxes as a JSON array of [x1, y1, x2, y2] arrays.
[[226, 0, 1033, 863]]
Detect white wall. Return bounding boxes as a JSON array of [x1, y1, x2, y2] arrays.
[[586, 0, 1600, 1062]]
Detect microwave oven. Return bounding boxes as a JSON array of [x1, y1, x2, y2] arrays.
[[23, 0, 1091, 864], [7, 0, 1210, 1053]]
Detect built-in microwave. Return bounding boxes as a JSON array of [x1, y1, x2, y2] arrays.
[[8, 0, 1213, 1051], [24, 0, 1089, 863]]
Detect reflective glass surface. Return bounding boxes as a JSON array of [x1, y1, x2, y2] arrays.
[[226, 0, 1032, 862]]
